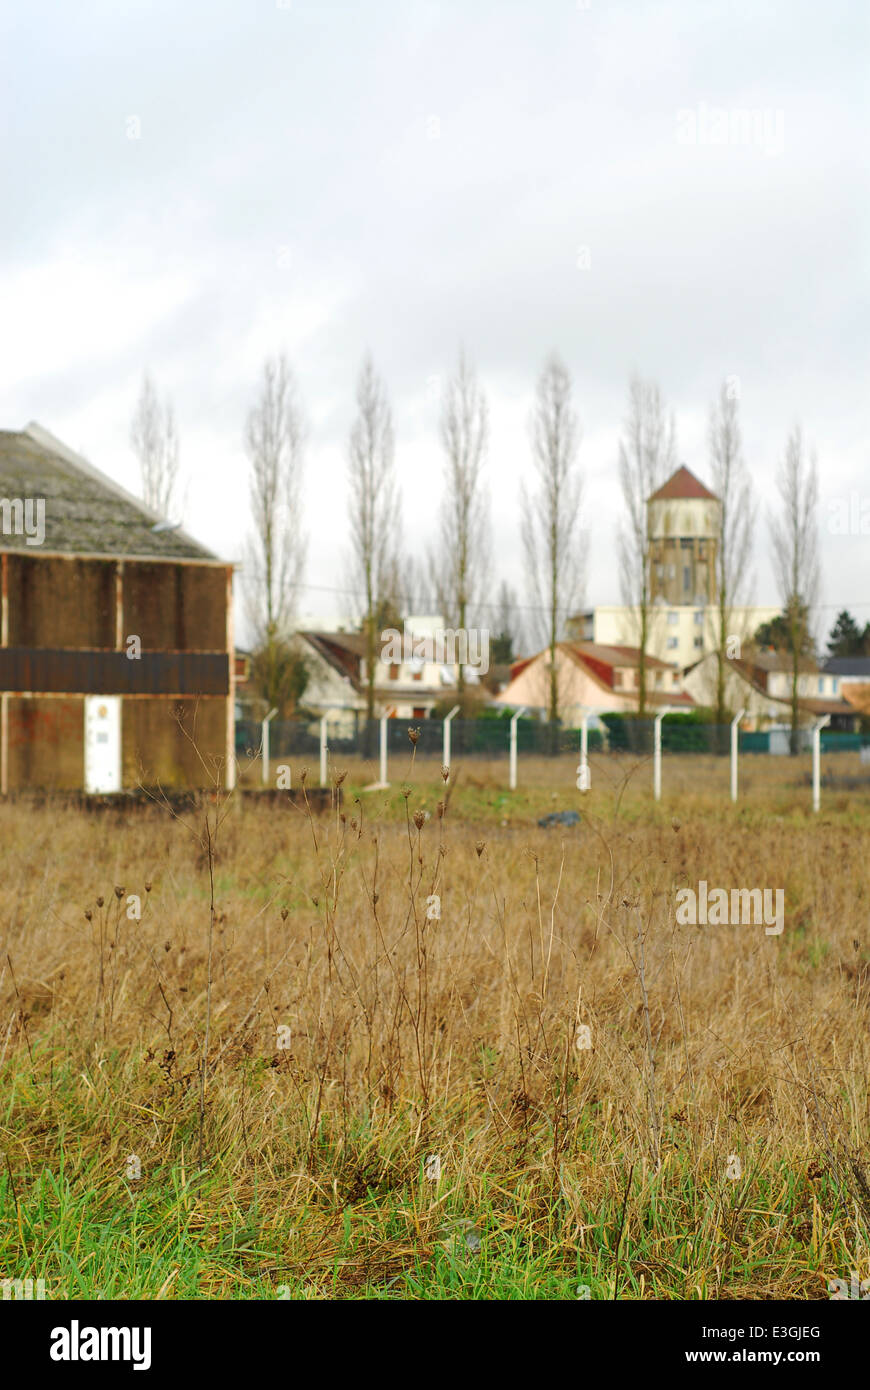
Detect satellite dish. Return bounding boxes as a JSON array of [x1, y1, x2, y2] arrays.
[[151, 519, 183, 534]]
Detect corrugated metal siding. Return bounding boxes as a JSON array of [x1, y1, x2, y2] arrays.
[[0, 649, 229, 696]]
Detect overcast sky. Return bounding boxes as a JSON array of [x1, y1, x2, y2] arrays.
[[1, 0, 867, 647]]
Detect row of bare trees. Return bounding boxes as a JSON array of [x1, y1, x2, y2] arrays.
[[130, 360, 821, 740], [228, 349, 585, 718]]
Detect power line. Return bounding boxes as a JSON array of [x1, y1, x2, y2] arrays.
[[283, 577, 870, 618]]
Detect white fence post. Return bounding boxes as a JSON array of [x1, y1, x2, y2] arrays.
[[730, 708, 745, 803], [443, 704, 460, 773], [653, 711, 666, 801], [812, 715, 830, 813], [261, 707, 277, 786], [380, 714, 388, 785], [319, 716, 329, 787], [509, 707, 527, 790]]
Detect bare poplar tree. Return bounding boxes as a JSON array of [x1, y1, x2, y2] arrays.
[[431, 349, 491, 696], [347, 355, 400, 719], [244, 354, 307, 713], [130, 372, 180, 518], [617, 375, 677, 719], [521, 353, 585, 725], [708, 380, 754, 728], [769, 424, 820, 754]]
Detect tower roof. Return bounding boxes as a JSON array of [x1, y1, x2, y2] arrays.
[[648, 465, 718, 503]]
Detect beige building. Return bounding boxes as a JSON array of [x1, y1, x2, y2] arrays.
[[572, 602, 782, 672]]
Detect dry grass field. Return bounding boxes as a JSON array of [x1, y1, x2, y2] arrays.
[[1, 749, 868, 1300]]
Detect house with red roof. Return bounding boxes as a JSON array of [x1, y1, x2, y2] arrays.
[[493, 641, 694, 718]]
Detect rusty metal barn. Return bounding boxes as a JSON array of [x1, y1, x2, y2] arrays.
[[0, 424, 235, 793]]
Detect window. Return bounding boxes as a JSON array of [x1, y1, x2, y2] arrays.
[[683, 566, 691, 591], [832, 678, 839, 694], [672, 672, 680, 685], [667, 611, 679, 626], [694, 636, 703, 649], [666, 637, 678, 650], [413, 669, 423, 682], [389, 664, 400, 681], [818, 677, 824, 694], [694, 610, 704, 625], [413, 707, 426, 718]]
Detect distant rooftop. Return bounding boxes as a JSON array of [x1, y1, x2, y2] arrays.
[[822, 656, 870, 677], [648, 465, 718, 503], [571, 641, 673, 670], [0, 424, 221, 563]]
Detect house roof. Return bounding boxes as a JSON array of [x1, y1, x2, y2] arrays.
[[823, 657, 870, 677], [648, 465, 718, 503], [841, 683, 870, 711], [742, 649, 819, 674], [571, 642, 672, 671], [299, 631, 365, 688], [0, 424, 221, 563]]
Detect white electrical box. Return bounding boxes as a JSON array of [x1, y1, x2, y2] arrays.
[[84, 697, 122, 793]]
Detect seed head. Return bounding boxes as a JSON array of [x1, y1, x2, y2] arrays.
[[413, 810, 425, 830], [441, 764, 449, 782], [475, 840, 485, 858], [96, 896, 104, 908], [437, 801, 445, 819], [408, 728, 420, 745], [144, 881, 152, 893], [114, 885, 125, 899], [84, 909, 93, 921]]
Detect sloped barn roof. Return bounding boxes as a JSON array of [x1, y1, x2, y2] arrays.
[[0, 424, 221, 563]]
